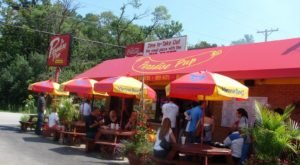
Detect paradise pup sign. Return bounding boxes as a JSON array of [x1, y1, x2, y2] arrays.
[[47, 34, 72, 66]]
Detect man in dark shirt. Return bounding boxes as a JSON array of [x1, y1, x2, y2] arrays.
[[86, 108, 101, 139], [35, 93, 46, 135]]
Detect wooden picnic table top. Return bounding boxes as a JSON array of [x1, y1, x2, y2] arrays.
[[98, 128, 136, 136], [167, 143, 231, 160]]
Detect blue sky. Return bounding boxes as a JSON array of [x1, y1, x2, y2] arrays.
[[73, 0, 300, 46]]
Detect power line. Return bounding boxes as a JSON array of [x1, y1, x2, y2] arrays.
[[0, 21, 125, 48], [257, 28, 279, 42]]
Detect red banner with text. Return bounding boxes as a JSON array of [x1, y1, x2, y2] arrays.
[[47, 34, 72, 66], [125, 43, 145, 57]]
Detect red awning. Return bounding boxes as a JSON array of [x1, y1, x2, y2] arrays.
[[75, 38, 300, 81]]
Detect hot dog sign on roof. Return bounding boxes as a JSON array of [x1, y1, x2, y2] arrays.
[[47, 34, 72, 66]]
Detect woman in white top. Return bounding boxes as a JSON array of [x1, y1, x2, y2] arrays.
[[233, 108, 250, 165], [48, 110, 64, 141], [153, 118, 176, 158]]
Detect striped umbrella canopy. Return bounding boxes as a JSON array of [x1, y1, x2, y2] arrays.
[[94, 76, 156, 100], [166, 71, 248, 101], [28, 80, 69, 96], [166, 71, 248, 146], [61, 78, 107, 97]]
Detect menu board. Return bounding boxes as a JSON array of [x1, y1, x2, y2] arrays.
[[221, 97, 268, 127]]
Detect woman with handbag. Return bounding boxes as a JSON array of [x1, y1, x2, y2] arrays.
[[153, 118, 176, 158]]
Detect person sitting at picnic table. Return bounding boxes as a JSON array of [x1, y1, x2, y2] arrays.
[[223, 129, 244, 165], [153, 118, 176, 159], [102, 110, 119, 128], [232, 108, 250, 165], [125, 111, 137, 130], [48, 108, 64, 141], [86, 108, 102, 139]]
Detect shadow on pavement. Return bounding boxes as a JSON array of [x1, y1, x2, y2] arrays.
[[49, 146, 85, 156], [79, 161, 128, 165], [0, 125, 20, 132], [23, 136, 57, 144], [50, 147, 128, 164]]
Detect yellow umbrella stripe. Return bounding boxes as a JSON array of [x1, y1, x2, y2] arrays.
[[213, 73, 249, 99], [113, 77, 144, 95]]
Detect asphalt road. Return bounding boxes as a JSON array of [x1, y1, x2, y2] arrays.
[[0, 112, 129, 165]]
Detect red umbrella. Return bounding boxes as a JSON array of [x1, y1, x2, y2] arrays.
[[94, 76, 156, 100], [28, 80, 68, 96], [166, 71, 248, 101], [166, 71, 249, 145], [61, 78, 107, 96], [94, 76, 156, 127]]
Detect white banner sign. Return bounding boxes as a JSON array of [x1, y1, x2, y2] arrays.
[[143, 36, 187, 56], [221, 97, 268, 127]]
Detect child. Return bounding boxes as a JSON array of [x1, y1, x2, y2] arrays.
[[223, 130, 244, 165]]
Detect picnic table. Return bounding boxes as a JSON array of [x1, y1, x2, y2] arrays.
[[19, 114, 38, 131], [94, 128, 136, 155], [167, 143, 232, 165], [61, 121, 86, 145]]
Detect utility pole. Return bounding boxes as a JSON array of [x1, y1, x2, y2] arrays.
[[257, 28, 279, 42]]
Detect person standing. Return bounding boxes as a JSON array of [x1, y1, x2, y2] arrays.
[[35, 92, 46, 135], [80, 99, 91, 123], [184, 101, 205, 143], [162, 98, 179, 135]]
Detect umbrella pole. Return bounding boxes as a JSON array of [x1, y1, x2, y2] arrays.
[[91, 94, 95, 109], [200, 96, 206, 147], [120, 98, 125, 128]]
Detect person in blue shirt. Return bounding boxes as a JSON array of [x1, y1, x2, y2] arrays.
[[184, 101, 205, 143]]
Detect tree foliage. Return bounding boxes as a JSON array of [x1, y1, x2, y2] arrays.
[[188, 41, 217, 50], [0, 0, 184, 108], [231, 34, 254, 45]]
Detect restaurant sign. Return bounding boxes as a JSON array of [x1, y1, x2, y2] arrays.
[[132, 50, 222, 74], [143, 36, 187, 55], [47, 34, 72, 66], [124, 43, 144, 57]]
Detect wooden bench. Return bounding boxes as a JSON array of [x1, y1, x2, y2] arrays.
[[95, 140, 122, 156], [61, 131, 86, 145], [149, 155, 198, 165], [19, 115, 37, 131], [95, 140, 121, 146]]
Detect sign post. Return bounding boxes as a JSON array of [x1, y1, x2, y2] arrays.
[[47, 34, 72, 82]]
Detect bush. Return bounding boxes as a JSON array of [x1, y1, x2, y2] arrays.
[[23, 95, 36, 114], [57, 97, 79, 124], [20, 114, 29, 122], [249, 101, 300, 164]]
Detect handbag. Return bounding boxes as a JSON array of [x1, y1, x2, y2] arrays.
[[160, 137, 172, 151]]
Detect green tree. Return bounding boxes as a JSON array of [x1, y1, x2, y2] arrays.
[[0, 0, 186, 109], [154, 20, 183, 39], [231, 34, 254, 45], [188, 41, 217, 50]]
